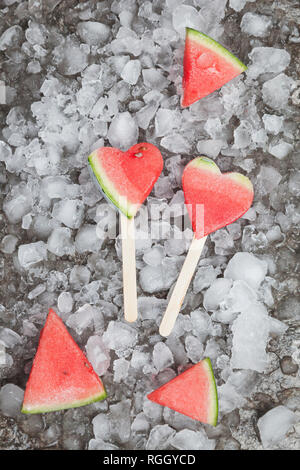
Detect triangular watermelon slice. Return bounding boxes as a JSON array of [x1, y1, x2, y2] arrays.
[[147, 358, 218, 426], [182, 28, 247, 107], [22, 309, 107, 414]]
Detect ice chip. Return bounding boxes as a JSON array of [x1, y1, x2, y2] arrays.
[[258, 406, 297, 448], [224, 252, 268, 290], [77, 22, 110, 46], [18, 241, 47, 269], [241, 13, 272, 38], [0, 384, 24, 418], [121, 59, 141, 85], [153, 342, 174, 371], [171, 429, 215, 450], [85, 335, 110, 376], [146, 424, 176, 450], [107, 112, 138, 150], [203, 278, 232, 311], [231, 303, 270, 372]]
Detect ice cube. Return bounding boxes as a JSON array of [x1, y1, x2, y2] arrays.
[[139, 258, 179, 294], [107, 112, 138, 150], [109, 400, 131, 444], [22, 320, 39, 337], [52, 199, 84, 229], [262, 114, 284, 135], [0, 234, 18, 254], [77, 22, 110, 46], [160, 134, 190, 153], [18, 241, 47, 269], [240, 12, 272, 37], [0, 341, 7, 367], [92, 413, 111, 440], [233, 121, 252, 149], [185, 335, 204, 363], [121, 59, 141, 85], [0, 327, 22, 348], [146, 424, 176, 450], [222, 280, 257, 313], [256, 166, 282, 196], [0, 384, 24, 418], [70, 265, 91, 289], [248, 47, 290, 80], [75, 224, 103, 253], [3, 184, 32, 224], [131, 413, 150, 433], [57, 292, 73, 314], [231, 303, 270, 372], [52, 38, 89, 76], [153, 342, 174, 371], [103, 321, 138, 356], [203, 278, 232, 311], [172, 5, 205, 38], [142, 68, 170, 92], [229, 0, 255, 12], [171, 429, 215, 450], [197, 139, 223, 158], [0, 25, 23, 51], [258, 406, 297, 448], [137, 296, 167, 321], [131, 350, 150, 370], [224, 252, 268, 290], [262, 73, 295, 110], [218, 381, 246, 414], [136, 102, 159, 130], [113, 358, 130, 383], [47, 227, 75, 257], [268, 140, 293, 159], [154, 109, 181, 137], [88, 439, 119, 450], [85, 335, 110, 376], [143, 246, 164, 266], [0, 140, 12, 162], [190, 309, 213, 342]]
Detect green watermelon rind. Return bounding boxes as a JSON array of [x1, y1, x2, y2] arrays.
[[21, 389, 107, 414], [189, 157, 253, 193], [88, 152, 139, 219], [226, 172, 254, 193], [202, 357, 218, 427], [190, 156, 221, 174], [186, 28, 247, 72]]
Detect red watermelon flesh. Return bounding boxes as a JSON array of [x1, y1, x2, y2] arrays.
[[182, 28, 247, 107], [182, 157, 254, 239], [22, 309, 106, 414], [88, 143, 163, 218], [147, 358, 218, 426]]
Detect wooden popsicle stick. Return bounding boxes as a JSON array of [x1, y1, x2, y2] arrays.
[[120, 213, 138, 323], [159, 235, 207, 337]]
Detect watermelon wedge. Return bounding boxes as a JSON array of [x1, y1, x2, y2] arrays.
[[182, 28, 247, 107], [147, 358, 218, 426], [22, 309, 106, 414]]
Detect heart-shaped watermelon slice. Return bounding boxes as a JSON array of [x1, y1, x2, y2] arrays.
[[182, 157, 254, 239], [88, 143, 163, 218]]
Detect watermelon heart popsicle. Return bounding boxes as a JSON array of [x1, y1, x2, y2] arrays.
[[159, 157, 254, 337], [88, 143, 163, 323]]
